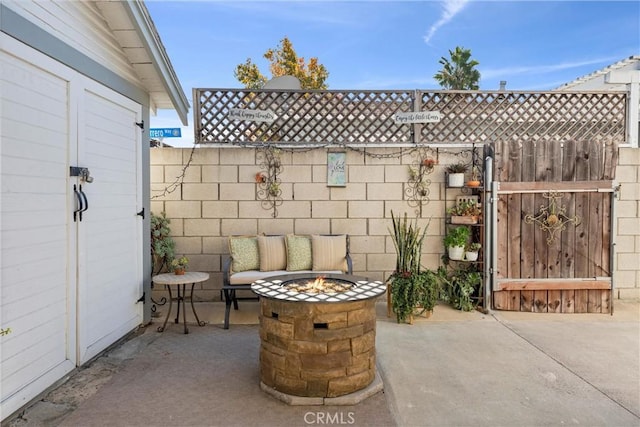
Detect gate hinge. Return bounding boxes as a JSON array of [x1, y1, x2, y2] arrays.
[[137, 208, 145, 219], [137, 292, 145, 304], [135, 120, 145, 130]]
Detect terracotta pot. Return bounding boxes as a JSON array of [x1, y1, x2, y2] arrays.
[[174, 268, 185, 275], [466, 180, 481, 187]]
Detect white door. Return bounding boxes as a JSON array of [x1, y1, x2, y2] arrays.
[[1, 38, 76, 416], [75, 83, 143, 364]]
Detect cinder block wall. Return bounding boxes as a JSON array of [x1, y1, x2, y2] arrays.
[[615, 147, 640, 299], [150, 146, 640, 302]]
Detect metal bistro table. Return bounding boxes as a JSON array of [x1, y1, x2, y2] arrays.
[[152, 272, 209, 334]]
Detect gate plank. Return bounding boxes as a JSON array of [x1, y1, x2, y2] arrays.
[[520, 290, 534, 312], [520, 141, 536, 280], [562, 142, 577, 279], [548, 141, 563, 279], [507, 140, 521, 280], [534, 141, 549, 279], [561, 290, 575, 313], [533, 290, 548, 312], [574, 140, 590, 279], [548, 290, 562, 313], [588, 289, 603, 313], [589, 141, 604, 277], [574, 289, 589, 313]]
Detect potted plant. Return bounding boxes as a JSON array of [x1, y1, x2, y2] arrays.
[[447, 200, 481, 224], [442, 267, 482, 311], [465, 242, 481, 261], [151, 212, 176, 275], [171, 256, 189, 275], [446, 162, 468, 187], [386, 211, 439, 324], [443, 226, 470, 261], [467, 165, 481, 187]]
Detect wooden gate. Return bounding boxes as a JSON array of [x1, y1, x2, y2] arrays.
[[490, 140, 618, 313]]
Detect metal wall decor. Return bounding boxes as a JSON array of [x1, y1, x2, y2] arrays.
[[405, 150, 436, 216], [256, 147, 283, 218], [524, 191, 581, 245]]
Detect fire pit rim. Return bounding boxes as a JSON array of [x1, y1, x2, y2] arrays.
[[250, 273, 386, 303]]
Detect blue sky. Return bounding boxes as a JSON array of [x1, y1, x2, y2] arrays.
[[145, 0, 639, 146]]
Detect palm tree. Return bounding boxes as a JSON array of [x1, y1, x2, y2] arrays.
[[434, 46, 481, 90]]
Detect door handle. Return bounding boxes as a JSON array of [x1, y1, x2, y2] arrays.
[[73, 184, 84, 222], [78, 184, 89, 221]]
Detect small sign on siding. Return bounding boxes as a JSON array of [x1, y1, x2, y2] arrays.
[[228, 108, 277, 123], [393, 111, 441, 124]]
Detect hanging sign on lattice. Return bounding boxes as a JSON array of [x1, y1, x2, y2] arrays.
[[393, 111, 441, 124], [229, 108, 277, 123]]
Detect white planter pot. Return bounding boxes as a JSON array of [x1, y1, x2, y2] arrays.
[[448, 173, 465, 187], [448, 245, 465, 261], [465, 251, 479, 262]]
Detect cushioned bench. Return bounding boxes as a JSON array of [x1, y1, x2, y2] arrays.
[[222, 234, 352, 329]]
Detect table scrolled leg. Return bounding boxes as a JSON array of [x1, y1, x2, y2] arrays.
[[190, 283, 206, 326], [157, 285, 174, 332]]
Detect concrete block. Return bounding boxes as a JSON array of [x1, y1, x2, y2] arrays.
[[151, 183, 181, 201], [189, 148, 219, 165], [619, 183, 640, 201], [618, 147, 640, 165], [150, 201, 165, 216], [348, 165, 385, 183], [292, 149, 326, 164], [312, 165, 328, 183], [182, 183, 218, 200], [219, 147, 256, 165], [150, 147, 182, 164], [203, 237, 228, 255], [615, 165, 639, 183], [239, 201, 281, 219], [617, 287, 640, 299], [294, 219, 330, 235], [220, 183, 256, 201], [617, 253, 640, 270], [202, 165, 237, 183], [350, 236, 385, 254], [615, 235, 636, 253], [184, 219, 220, 236], [165, 165, 201, 183], [164, 201, 201, 218], [281, 165, 313, 183], [367, 183, 403, 200], [276, 201, 311, 218], [167, 218, 183, 236], [258, 219, 294, 235], [294, 183, 330, 200], [221, 219, 258, 236], [173, 237, 202, 254], [366, 253, 396, 271], [330, 219, 367, 236], [330, 183, 366, 201], [348, 201, 384, 218], [150, 165, 164, 183], [202, 201, 238, 218], [615, 200, 639, 217], [613, 270, 637, 288], [311, 201, 348, 218], [618, 218, 640, 235], [385, 165, 411, 183]]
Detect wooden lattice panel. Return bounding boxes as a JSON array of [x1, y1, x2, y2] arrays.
[[194, 89, 627, 145], [419, 91, 626, 143]]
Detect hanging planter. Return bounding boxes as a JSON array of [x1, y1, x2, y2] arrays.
[[446, 163, 468, 188]]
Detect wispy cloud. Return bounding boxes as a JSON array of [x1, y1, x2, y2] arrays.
[[423, 0, 469, 44], [480, 56, 621, 80]]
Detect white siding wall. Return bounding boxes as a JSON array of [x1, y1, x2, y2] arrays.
[[4, 0, 141, 85]]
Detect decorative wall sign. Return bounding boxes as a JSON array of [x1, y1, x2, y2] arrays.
[[393, 111, 441, 124], [327, 152, 346, 187], [229, 108, 277, 123]]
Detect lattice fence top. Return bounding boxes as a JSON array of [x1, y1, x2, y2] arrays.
[[194, 89, 627, 145]]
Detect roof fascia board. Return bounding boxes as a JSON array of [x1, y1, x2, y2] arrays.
[[122, 0, 190, 125]]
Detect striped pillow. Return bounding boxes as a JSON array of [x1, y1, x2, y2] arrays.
[[258, 235, 287, 271], [312, 235, 347, 272]]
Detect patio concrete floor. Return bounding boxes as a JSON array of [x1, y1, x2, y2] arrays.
[[5, 299, 640, 427]]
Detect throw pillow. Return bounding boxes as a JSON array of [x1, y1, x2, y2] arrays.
[[285, 234, 312, 271], [312, 234, 347, 272], [258, 235, 287, 271], [229, 236, 259, 272]]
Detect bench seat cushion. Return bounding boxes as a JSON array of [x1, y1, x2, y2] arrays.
[[229, 270, 344, 285]]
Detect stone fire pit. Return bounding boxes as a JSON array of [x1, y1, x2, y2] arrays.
[[251, 273, 386, 404]]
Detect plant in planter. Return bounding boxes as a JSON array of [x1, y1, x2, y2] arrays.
[[467, 165, 481, 187], [447, 200, 481, 224], [446, 162, 469, 187], [386, 211, 439, 324], [170, 256, 189, 275], [441, 266, 482, 311], [151, 211, 176, 275], [443, 226, 470, 261], [465, 242, 481, 261]]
